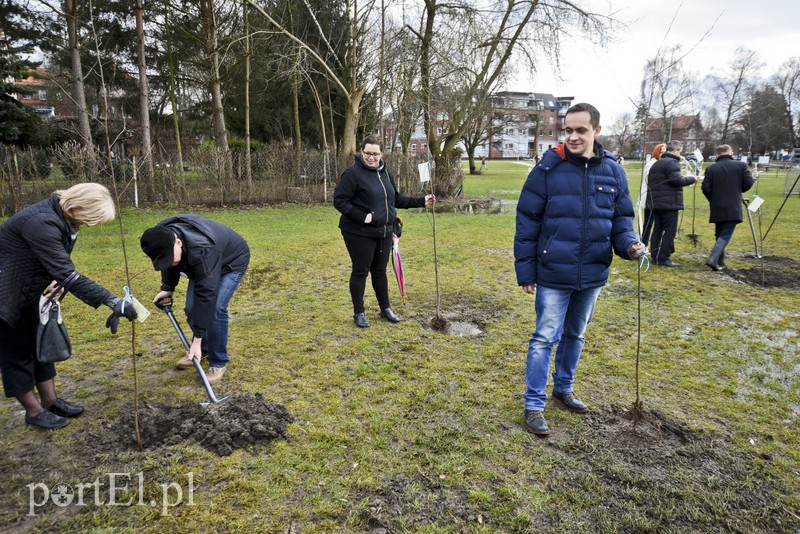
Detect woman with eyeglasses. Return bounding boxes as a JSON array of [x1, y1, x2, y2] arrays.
[[334, 135, 435, 328]]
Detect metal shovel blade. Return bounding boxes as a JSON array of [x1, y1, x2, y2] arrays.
[[160, 304, 231, 405]]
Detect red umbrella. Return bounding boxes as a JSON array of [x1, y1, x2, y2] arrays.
[[392, 218, 406, 304]]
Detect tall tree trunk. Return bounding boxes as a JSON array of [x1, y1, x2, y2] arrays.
[[165, 0, 185, 195], [243, 0, 252, 194], [203, 0, 228, 150], [136, 0, 155, 200], [340, 86, 365, 170], [64, 0, 96, 180]]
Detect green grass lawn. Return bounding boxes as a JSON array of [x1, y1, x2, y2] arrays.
[[1, 163, 798, 532]]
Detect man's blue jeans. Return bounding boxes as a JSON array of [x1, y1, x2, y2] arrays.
[[524, 285, 602, 411], [185, 271, 244, 368]]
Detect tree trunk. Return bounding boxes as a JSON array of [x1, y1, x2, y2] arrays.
[[340, 85, 365, 170], [136, 0, 155, 200], [165, 0, 185, 198], [243, 0, 252, 195], [64, 0, 97, 180], [203, 0, 228, 151]]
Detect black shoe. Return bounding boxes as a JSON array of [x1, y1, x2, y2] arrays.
[[659, 259, 679, 268], [25, 408, 70, 429], [45, 397, 85, 418], [552, 390, 589, 413], [524, 409, 550, 435], [380, 308, 401, 323], [706, 261, 724, 272], [353, 313, 370, 328]]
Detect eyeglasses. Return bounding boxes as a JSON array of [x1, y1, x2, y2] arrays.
[[363, 151, 381, 158]]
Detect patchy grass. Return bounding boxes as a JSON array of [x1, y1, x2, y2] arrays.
[[0, 163, 799, 532]]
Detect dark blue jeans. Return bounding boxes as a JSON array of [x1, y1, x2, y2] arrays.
[[714, 221, 738, 243], [185, 271, 244, 368]]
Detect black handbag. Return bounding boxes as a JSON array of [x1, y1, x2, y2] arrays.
[[36, 271, 80, 364]]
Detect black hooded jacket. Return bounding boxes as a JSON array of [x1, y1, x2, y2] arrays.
[[154, 215, 249, 339], [333, 154, 426, 238], [645, 152, 698, 211], [0, 194, 114, 327]]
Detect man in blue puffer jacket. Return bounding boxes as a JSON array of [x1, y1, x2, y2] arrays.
[[514, 103, 646, 436]]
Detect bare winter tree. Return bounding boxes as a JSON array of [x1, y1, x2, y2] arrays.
[[246, 0, 378, 165], [772, 56, 800, 148], [708, 47, 761, 144], [135, 0, 155, 198], [409, 0, 614, 196], [63, 0, 97, 179], [202, 0, 229, 151], [640, 45, 696, 141], [605, 112, 637, 157]]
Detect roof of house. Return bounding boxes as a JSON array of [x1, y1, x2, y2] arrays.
[[646, 114, 702, 131]]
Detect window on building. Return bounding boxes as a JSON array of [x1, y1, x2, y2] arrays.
[[688, 128, 696, 139], [548, 116, 554, 125], [437, 128, 443, 135], [506, 143, 514, 149], [411, 143, 417, 150], [528, 127, 536, 136], [38, 90, 47, 101], [422, 143, 427, 150], [507, 127, 514, 135], [548, 130, 553, 137]]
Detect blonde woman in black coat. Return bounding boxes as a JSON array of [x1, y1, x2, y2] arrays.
[[0, 183, 137, 429]]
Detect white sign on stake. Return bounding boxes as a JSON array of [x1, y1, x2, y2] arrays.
[[418, 161, 431, 184], [748, 195, 764, 212], [693, 148, 704, 162]]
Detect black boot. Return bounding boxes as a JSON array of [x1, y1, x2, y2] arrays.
[[706, 238, 727, 271], [380, 308, 401, 323], [353, 313, 370, 328]]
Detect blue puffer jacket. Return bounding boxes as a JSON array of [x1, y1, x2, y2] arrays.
[[514, 142, 639, 290]]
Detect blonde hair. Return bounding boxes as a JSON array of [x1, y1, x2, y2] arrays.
[[56, 183, 115, 226]]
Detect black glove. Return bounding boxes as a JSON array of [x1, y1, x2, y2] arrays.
[[105, 297, 138, 334]]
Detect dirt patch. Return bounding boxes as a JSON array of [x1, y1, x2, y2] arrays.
[[145, 394, 290, 455], [427, 315, 483, 336], [107, 393, 293, 456], [726, 255, 800, 289], [545, 404, 790, 532]]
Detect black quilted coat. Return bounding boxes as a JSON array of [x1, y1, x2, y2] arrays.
[[0, 194, 114, 327]]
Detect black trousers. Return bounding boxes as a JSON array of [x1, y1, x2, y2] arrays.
[[342, 231, 393, 314], [641, 208, 654, 247], [0, 300, 57, 398], [649, 209, 680, 263]]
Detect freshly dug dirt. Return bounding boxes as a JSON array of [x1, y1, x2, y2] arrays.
[[727, 255, 800, 289], [119, 393, 293, 456]]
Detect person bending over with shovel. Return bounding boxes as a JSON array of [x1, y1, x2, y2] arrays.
[[140, 215, 249, 385]]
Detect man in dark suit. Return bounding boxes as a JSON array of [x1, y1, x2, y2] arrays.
[[701, 145, 755, 271]]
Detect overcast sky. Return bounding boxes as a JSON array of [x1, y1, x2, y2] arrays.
[[507, 0, 800, 125]]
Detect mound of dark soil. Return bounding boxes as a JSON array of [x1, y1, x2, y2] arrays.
[[727, 255, 800, 289], [119, 393, 293, 456]]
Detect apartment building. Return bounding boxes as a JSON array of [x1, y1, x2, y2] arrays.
[[11, 68, 55, 118]]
